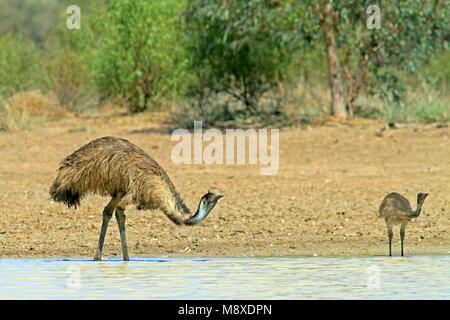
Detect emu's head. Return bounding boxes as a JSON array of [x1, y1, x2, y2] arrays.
[[184, 192, 223, 225], [417, 192, 429, 204]]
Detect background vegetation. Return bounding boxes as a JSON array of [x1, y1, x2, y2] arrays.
[[0, 0, 448, 130]]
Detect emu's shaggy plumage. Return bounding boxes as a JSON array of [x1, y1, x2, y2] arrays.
[[50, 136, 188, 217], [49, 136, 223, 261]]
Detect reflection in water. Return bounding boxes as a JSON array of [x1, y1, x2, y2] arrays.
[[0, 256, 448, 299]]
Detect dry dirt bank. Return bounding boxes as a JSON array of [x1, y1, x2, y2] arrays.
[[0, 113, 448, 258]]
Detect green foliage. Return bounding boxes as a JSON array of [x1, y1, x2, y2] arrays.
[[330, 0, 448, 68], [0, 0, 62, 44], [304, 0, 449, 115], [0, 0, 448, 126], [424, 50, 450, 86], [363, 0, 448, 101], [45, 50, 97, 112], [183, 0, 307, 117], [382, 86, 449, 124], [95, 0, 188, 112], [410, 97, 449, 124], [43, 3, 101, 112], [0, 1, 101, 112], [0, 33, 49, 97]]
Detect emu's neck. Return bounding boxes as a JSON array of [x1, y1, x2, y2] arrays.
[[162, 198, 208, 226], [411, 200, 424, 218], [184, 204, 209, 225]]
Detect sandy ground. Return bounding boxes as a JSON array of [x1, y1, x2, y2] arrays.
[[0, 111, 448, 259]]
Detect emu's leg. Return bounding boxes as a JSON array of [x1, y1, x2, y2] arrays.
[[387, 225, 393, 257], [400, 224, 406, 257], [94, 197, 121, 261], [115, 207, 129, 261], [94, 209, 112, 261]]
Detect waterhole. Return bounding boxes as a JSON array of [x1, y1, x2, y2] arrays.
[[0, 255, 448, 299]]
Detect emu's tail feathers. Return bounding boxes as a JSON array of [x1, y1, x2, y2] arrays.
[[49, 182, 81, 209]]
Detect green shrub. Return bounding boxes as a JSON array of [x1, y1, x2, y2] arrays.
[[95, 0, 188, 113], [409, 92, 449, 124], [183, 0, 304, 118], [41, 2, 104, 113], [381, 86, 449, 124], [0, 33, 49, 97], [45, 49, 98, 113]]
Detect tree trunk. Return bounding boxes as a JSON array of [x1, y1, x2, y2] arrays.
[[322, 4, 347, 119], [325, 39, 347, 118]]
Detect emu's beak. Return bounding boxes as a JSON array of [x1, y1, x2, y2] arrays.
[[213, 194, 224, 201]]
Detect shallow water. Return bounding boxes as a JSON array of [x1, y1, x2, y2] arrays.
[[0, 255, 448, 299]]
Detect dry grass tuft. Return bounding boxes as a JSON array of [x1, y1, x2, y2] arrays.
[[0, 90, 66, 131]]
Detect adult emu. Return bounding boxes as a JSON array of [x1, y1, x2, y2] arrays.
[[50, 136, 223, 261]]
